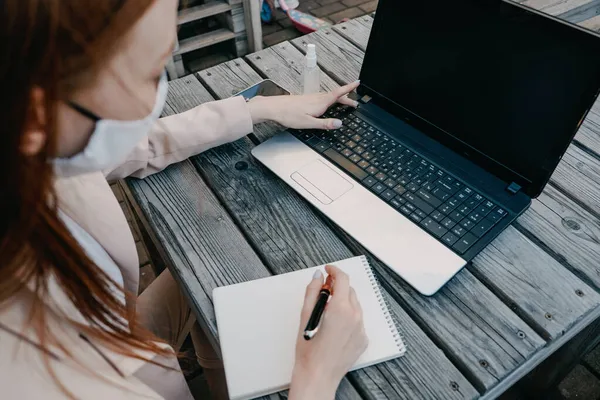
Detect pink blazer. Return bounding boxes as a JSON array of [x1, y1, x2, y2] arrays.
[[0, 96, 253, 399]]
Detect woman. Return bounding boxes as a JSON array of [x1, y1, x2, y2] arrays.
[[0, 0, 368, 399]]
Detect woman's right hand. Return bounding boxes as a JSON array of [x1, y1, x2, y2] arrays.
[[289, 265, 368, 400]]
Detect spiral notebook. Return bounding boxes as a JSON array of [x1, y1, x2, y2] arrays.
[[213, 256, 406, 400]]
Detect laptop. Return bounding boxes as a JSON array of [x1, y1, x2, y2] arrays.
[[252, 0, 600, 295]]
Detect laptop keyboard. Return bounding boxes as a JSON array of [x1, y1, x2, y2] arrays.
[[289, 105, 508, 255]]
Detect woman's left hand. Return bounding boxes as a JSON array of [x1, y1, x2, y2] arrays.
[[247, 81, 360, 130]]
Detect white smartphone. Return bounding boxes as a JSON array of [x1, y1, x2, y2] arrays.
[[235, 79, 291, 100]]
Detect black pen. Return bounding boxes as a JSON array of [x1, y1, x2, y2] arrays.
[[303, 274, 334, 340]]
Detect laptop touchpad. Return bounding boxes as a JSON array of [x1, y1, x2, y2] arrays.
[[291, 160, 354, 205]]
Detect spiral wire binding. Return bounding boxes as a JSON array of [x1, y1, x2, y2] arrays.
[[361, 256, 407, 356]]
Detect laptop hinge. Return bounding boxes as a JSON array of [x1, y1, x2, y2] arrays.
[[506, 182, 521, 195], [359, 95, 372, 104]]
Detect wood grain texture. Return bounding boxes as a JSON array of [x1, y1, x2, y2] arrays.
[[517, 0, 600, 25], [356, 14, 374, 30], [196, 58, 263, 99], [244, 37, 547, 392], [354, 294, 477, 400], [291, 27, 364, 84], [556, 0, 600, 24], [245, 41, 340, 94], [577, 103, 600, 156], [470, 226, 600, 340], [519, 315, 600, 395], [580, 13, 600, 29], [551, 144, 600, 215], [332, 18, 373, 51], [128, 161, 270, 342], [523, 0, 593, 17], [196, 66, 479, 399], [516, 185, 600, 290], [163, 75, 215, 114], [331, 227, 545, 392]]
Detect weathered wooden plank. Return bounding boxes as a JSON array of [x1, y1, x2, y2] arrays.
[[516, 185, 600, 290], [196, 58, 263, 99], [356, 14, 374, 30], [557, 0, 600, 24], [163, 75, 214, 114], [129, 76, 364, 400], [245, 41, 340, 94], [523, 0, 593, 17], [243, 36, 547, 392], [580, 12, 600, 29], [332, 18, 373, 52], [511, 0, 600, 24], [551, 144, 600, 215], [577, 103, 600, 155], [128, 162, 271, 340], [291, 27, 363, 85], [195, 58, 479, 399], [517, 297, 600, 396], [470, 226, 600, 340], [331, 225, 546, 392]]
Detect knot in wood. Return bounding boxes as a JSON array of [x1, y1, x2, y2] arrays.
[[561, 218, 581, 231], [206, 72, 212, 76], [235, 161, 248, 170], [576, 289, 584, 297]]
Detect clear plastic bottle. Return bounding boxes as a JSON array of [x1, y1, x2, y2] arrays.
[[303, 44, 320, 95]]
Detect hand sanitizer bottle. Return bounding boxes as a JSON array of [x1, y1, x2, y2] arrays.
[[303, 44, 320, 95]]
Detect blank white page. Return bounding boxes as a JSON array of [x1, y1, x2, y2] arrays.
[[213, 256, 405, 400]]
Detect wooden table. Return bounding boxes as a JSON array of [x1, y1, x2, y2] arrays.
[[127, 4, 600, 399]]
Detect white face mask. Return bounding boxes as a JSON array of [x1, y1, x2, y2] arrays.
[[53, 72, 168, 177]]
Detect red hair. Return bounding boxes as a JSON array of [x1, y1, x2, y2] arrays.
[[0, 0, 173, 396]]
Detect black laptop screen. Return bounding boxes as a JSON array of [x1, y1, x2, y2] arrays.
[[359, 0, 600, 197]]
